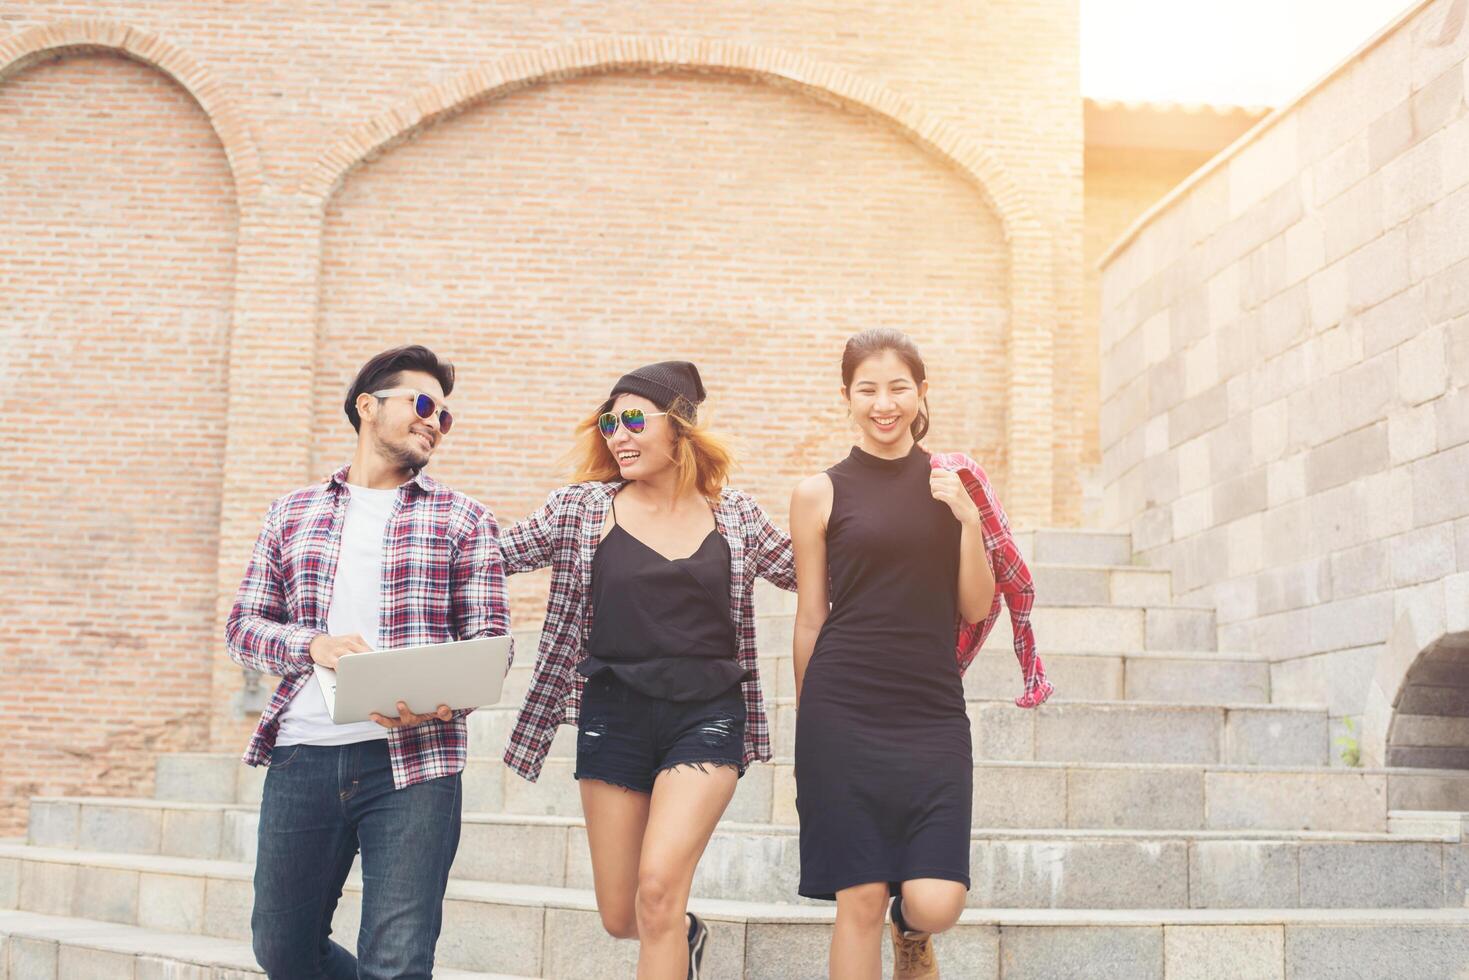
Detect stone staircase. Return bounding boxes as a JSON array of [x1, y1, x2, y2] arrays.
[[7, 530, 1469, 978]]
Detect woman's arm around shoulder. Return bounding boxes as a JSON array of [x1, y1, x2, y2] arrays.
[[497, 483, 587, 575], [725, 487, 797, 592], [788, 474, 833, 704]]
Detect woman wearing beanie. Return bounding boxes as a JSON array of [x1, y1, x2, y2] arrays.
[[788, 329, 1012, 980], [499, 360, 795, 980]]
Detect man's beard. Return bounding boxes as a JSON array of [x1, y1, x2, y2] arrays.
[[377, 432, 431, 471]]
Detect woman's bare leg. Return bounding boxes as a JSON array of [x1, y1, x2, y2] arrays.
[[580, 779, 652, 939], [831, 881, 888, 980], [634, 764, 738, 979]]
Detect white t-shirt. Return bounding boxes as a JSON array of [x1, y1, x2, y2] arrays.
[[276, 483, 400, 746]]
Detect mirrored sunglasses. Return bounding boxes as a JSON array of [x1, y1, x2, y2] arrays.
[[372, 388, 454, 434], [597, 407, 669, 438]]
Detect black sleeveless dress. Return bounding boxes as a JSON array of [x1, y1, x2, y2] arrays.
[[795, 445, 972, 900]]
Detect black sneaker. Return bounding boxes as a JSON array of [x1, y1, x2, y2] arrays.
[[687, 911, 709, 979]]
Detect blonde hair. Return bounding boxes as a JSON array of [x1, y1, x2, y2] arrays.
[[570, 396, 734, 500]]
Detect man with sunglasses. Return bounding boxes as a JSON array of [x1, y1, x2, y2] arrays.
[[225, 344, 508, 980]]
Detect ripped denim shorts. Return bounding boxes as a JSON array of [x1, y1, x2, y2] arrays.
[[573, 671, 747, 793]]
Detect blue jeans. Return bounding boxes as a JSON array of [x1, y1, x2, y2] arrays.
[[251, 740, 462, 980]]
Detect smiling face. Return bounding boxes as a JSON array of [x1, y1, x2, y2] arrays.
[[603, 392, 677, 482], [844, 349, 928, 452], [359, 369, 447, 471]]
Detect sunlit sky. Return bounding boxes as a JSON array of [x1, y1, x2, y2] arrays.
[[1082, 0, 1419, 106]]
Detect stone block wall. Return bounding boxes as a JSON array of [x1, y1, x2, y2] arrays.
[[1098, 0, 1469, 748]]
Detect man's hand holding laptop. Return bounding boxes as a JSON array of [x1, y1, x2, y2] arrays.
[[310, 633, 452, 728], [370, 700, 453, 728], [309, 632, 371, 669]]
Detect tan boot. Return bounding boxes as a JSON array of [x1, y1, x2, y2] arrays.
[[889, 897, 939, 980]]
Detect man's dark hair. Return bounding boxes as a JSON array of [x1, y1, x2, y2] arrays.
[[344, 345, 455, 432]]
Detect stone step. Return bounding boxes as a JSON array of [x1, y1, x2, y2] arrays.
[[5, 844, 1469, 978], [1013, 529, 1137, 568], [1028, 563, 1172, 606], [31, 797, 1469, 911], [497, 647, 1277, 706], [750, 579, 796, 616], [0, 909, 522, 978], [748, 606, 1218, 655], [1390, 809, 1469, 837], [468, 698, 1330, 767], [154, 753, 1469, 833], [747, 606, 1218, 656], [508, 601, 1217, 665], [985, 605, 1218, 653], [969, 649, 1274, 704], [751, 561, 1176, 614]]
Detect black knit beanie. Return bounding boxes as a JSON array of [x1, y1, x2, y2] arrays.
[[610, 361, 706, 419]]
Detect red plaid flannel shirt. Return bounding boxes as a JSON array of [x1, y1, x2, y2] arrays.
[[499, 482, 796, 782], [929, 452, 1053, 708], [224, 465, 511, 788]]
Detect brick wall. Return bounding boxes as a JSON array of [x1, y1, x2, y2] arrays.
[[0, 3, 1082, 829], [1097, 0, 1469, 751], [313, 69, 1012, 622], [0, 52, 237, 829]]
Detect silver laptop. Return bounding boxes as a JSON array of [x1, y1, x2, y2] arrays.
[[314, 635, 513, 725]]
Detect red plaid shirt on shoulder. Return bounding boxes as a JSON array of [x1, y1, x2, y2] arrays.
[[224, 464, 511, 788], [929, 452, 1053, 708], [500, 482, 796, 782]]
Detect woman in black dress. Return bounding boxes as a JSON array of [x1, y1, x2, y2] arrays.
[[789, 330, 997, 979]]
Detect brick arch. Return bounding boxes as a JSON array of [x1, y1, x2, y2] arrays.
[[1363, 610, 1469, 769], [304, 37, 1034, 237], [0, 18, 265, 198], [304, 36, 1057, 521], [0, 26, 244, 823]]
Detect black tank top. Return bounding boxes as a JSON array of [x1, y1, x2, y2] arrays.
[[580, 502, 745, 701]]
